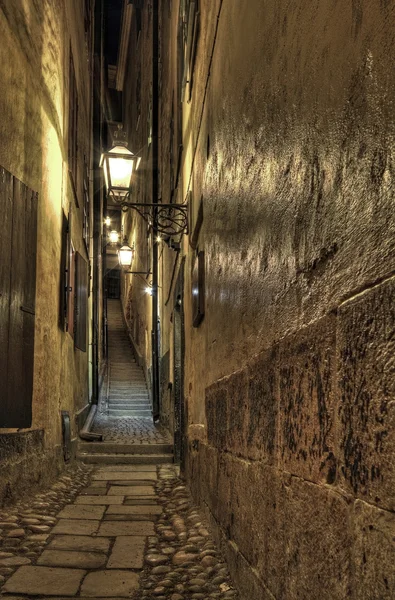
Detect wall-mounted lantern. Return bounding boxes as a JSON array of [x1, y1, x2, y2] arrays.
[[118, 238, 134, 269], [108, 230, 120, 245], [100, 125, 188, 237]]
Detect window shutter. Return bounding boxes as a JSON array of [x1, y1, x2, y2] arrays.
[[74, 252, 88, 352], [0, 169, 37, 428], [67, 244, 75, 338]]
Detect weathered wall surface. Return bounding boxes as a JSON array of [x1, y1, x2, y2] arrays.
[[0, 0, 93, 503], [120, 0, 395, 597], [184, 1, 395, 598]]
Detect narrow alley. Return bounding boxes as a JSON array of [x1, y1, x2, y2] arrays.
[[0, 458, 237, 599], [0, 0, 394, 599]]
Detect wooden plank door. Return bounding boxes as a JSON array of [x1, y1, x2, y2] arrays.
[[0, 168, 37, 428]]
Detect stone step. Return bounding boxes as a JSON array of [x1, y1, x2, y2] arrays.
[[78, 442, 173, 454], [108, 410, 152, 417], [108, 399, 150, 404], [78, 453, 173, 464], [108, 394, 149, 399]]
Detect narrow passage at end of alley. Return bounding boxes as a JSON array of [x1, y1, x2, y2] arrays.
[[0, 461, 238, 600]]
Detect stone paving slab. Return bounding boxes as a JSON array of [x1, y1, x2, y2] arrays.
[[106, 480, 156, 487], [97, 521, 155, 537], [93, 472, 156, 481], [48, 535, 111, 553], [107, 536, 145, 569], [107, 486, 154, 496], [51, 519, 100, 535], [57, 505, 106, 520], [75, 496, 125, 505], [3, 565, 86, 595], [124, 497, 159, 505], [103, 514, 154, 522], [81, 487, 109, 495], [38, 549, 107, 569], [96, 465, 157, 472], [106, 505, 162, 515], [80, 570, 140, 597]]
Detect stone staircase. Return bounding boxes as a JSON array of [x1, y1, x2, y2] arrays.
[[77, 299, 173, 465], [106, 300, 152, 418], [77, 441, 174, 465]]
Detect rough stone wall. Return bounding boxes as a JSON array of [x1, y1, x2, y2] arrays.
[[120, 0, 395, 597], [0, 0, 93, 503], [183, 1, 395, 598]]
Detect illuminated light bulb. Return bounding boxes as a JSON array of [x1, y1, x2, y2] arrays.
[[104, 216, 111, 227], [145, 287, 153, 295], [156, 235, 162, 243], [109, 230, 120, 244]]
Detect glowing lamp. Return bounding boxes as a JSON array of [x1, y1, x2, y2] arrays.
[[100, 145, 141, 202], [108, 230, 120, 244], [118, 239, 134, 269], [104, 216, 111, 227]]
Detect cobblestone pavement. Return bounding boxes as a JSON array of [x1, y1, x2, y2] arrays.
[[91, 415, 172, 444], [0, 462, 239, 599]]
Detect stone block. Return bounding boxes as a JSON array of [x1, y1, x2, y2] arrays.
[[107, 486, 155, 496], [81, 487, 108, 495], [352, 500, 395, 598], [228, 460, 286, 598], [93, 472, 156, 481], [38, 549, 107, 569], [2, 566, 85, 596], [282, 477, 351, 600], [51, 519, 100, 535], [337, 280, 395, 510], [225, 368, 249, 456], [80, 570, 139, 597], [97, 521, 155, 537], [214, 453, 233, 532], [48, 535, 111, 553], [246, 347, 278, 462], [106, 505, 162, 515], [57, 505, 105, 520], [205, 382, 228, 450], [278, 316, 337, 483], [107, 536, 145, 569], [96, 465, 157, 472], [76, 495, 125, 505]]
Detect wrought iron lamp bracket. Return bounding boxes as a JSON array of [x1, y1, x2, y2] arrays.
[[119, 198, 188, 236]]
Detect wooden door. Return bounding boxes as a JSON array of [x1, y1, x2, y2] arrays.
[[0, 167, 38, 428]]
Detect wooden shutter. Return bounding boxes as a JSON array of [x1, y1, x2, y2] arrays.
[[67, 244, 75, 338], [0, 168, 37, 428], [74, 252, 88, 352]]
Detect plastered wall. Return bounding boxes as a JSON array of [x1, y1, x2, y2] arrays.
[[0, 0, 93, 503]]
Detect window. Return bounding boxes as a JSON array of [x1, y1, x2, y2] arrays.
[[68, 50, 79, 205], [179, 0, 199, 101], [0, 167, 38, 428], [74, 252, 88, 352]]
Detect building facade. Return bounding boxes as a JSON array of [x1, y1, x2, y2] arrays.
[[0, 0, 95, 501], [107, 1, 395, 598]]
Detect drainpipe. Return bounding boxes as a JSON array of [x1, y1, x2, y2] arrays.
[[151, 0, 160, 420], [92, 0, 104, 405]]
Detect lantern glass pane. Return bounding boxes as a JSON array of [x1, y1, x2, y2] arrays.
[[108, 156, 133, 189], [118, 245, 133, 267], [103, 160, 110, 192]]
